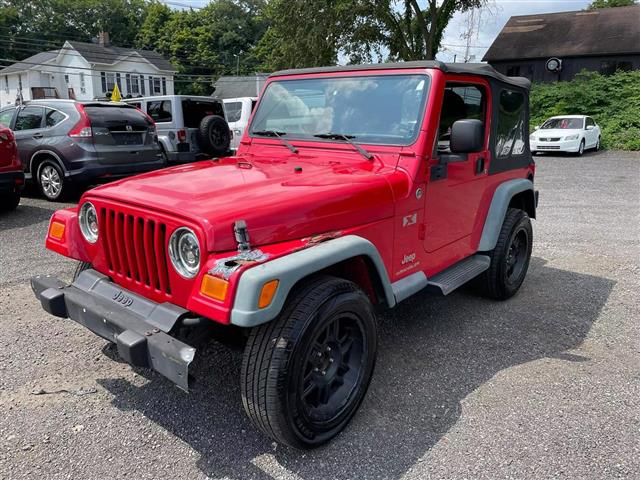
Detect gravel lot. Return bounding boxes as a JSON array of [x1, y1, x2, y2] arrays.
[[1, 150, 638, 479]]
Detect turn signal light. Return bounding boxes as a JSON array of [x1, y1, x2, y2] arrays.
[[258, 280, 279, 308], [201, 274, 228, 301], [49, 221, 65, 240]]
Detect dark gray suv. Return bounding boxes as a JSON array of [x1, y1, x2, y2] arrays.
[[0, 100, 164, 200]]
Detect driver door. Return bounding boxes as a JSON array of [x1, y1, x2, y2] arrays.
[[423, 80, 490, 254]]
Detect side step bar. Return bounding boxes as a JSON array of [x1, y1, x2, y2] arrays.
[[427, 255, 490, 295]]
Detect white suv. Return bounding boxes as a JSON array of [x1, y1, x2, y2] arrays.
[[126, 95, 230, 162]]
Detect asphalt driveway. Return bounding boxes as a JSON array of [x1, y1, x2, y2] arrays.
[[0, 150, 638, 479]]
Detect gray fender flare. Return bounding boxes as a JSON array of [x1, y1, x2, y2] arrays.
[[478, 178, 534, 252], [29, 150, 68, 177], [158, 136, 172, 153], [230, 235, 396, 327]]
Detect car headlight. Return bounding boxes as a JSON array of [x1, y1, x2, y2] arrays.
[[530, 135, 537, 141], [565, 134, 579, 141], [79, 202, 99, 244], [168, 227, 200, 278]]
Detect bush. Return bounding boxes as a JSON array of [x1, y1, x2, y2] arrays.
[[530, 70, 640, 150]]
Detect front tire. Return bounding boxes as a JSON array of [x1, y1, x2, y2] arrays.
[[0, 191, 20, 212], [479, 208, 532, 300], [241, 276, 377, 449], [576, 139, 585, 156], [38, 161, 68, 201]]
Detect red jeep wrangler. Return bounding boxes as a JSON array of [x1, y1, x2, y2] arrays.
[[33, 61, 537, 448]]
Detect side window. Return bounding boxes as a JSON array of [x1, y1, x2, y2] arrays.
[[14, 107, 44, 131], [0, 108, 15, 127], [438, 83, 486, 153], [495, 89, 526, 159], [225, 102, 242, 122], [45, 108, 66, 128], [147, 100, 172, 122], [586, 117, 595, 128]]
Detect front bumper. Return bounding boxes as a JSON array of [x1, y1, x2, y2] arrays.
[[31, 269, 195, 391], [531, 139, 581, 152]]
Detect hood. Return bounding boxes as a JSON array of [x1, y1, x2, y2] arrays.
[[88, 154, 398, 252], [534, 128, 580, 138]]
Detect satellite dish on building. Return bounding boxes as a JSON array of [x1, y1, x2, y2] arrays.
[[546, 57, 562, 73]]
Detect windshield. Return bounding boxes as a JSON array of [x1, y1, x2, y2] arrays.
[[541, 118, 583, 129], [250, 74, 430, 145]]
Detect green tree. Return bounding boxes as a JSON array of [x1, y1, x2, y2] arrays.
[[588, 0, 637, 8]]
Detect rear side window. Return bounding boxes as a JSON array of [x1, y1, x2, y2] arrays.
[[495, 89, 526, 158], [84, 105, 152, 128], [147, 100, 172, 122], [0, 108, 15, 127], [14, 106, 44, 131], [181, 100, 224, 128], [225, 102, 242, 122], [45, 108, 66, 127]]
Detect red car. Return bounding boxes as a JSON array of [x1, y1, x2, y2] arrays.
[[0, 124, 24, 211], [32, 61, 538, 448]]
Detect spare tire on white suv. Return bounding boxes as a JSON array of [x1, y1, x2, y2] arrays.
[[197, 115, 230, 157]]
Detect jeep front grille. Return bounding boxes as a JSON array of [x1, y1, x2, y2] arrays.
[[100, 207, 172, 296]]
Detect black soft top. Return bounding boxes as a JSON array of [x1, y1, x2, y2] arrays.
[[271, 60, 531, 90]]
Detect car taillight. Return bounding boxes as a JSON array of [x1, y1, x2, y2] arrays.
[[68, 104, 93, 138], [0, 129, 14, 143], [177, 129, 187, 143]]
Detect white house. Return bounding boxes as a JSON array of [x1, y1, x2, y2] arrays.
[[0, 32, 177, 106]]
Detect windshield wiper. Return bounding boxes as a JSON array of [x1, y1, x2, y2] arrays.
[[313, 133, 373, 160], [252, 130, 298, 153]]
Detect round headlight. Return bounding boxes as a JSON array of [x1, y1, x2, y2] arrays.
[[79, 202, 99, 244], [168, 227, 200, 278]]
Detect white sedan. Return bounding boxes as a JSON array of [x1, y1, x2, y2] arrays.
[[530, 115, 601, 156]]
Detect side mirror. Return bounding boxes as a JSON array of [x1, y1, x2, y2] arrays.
[[450, 119, 484, 154], [586, 125, 594, 131]]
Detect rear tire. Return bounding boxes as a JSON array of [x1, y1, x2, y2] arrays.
[[0, 191, 20, 212], [479, 208, 532, 300], [37, 161, 69, 201], [197, 115, 230, 157], [241, 276, 377, 449]]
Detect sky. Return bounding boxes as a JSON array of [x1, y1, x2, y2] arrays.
[[436, 0, 593, 62]]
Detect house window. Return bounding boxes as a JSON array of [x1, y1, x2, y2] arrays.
[[3, 76, 8, 94], [600, 60, 633, 76], [140, 75, 145, 95], [79, 73, 86, 93], [162, 77, 167, 95], [506, 65, 520, 76], [152, 77, 161, 95], [64, 74, 70, 85], [130, 75, 140, 95], [18, 74, 23, 92], [125, 74, 131, 94], [102, 72, 116, 94]]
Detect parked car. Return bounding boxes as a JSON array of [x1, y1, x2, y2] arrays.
[[223, 97, 257, 151], [0, 100, 164, 201], [125, 95, 231, 162], [0, 123, 24, 211], [530, 115, 601, 155], [33, 61, 538, 449]]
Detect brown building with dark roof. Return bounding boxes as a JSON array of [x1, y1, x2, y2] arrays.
[[483, 5, 640, 82]]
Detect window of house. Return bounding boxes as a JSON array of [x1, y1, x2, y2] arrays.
[[79, 73, 86, 93], [14, 106, 44, 130], [102, 72, 116, 94], [18, 74, 23, 91], [64, 74, 70, 85], [140, 75, 145, 96], [152, 77, 162, 95], [600, 60, 633, 76], [506, 66, 520, 76], [495, 89, 526, 159], [125, 74, 131, 94], [3, 76, 8, 94], [437, 83, 487, 152], [130, 75, 140, 95], [147, 100, 172, 122], [45, 108, 66, 127], [162, 77, 167, 95]]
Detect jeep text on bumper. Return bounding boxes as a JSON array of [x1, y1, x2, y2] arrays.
[[32, 269, 194, 391]]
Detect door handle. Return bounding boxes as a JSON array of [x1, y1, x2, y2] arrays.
[[475, 157, 485, 175], [32, 133, 44, 139]]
